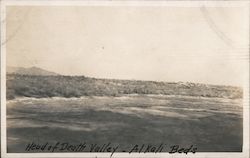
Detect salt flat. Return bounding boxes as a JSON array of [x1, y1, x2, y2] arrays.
[[7, 95, 242, 152]]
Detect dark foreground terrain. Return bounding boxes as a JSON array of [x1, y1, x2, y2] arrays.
[[7, 95, 242, 153], [6, 73, 243, 153]]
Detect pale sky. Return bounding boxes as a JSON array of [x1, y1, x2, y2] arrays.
[[6, 5, 249, 86]]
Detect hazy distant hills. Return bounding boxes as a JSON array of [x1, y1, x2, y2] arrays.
[[7, 66, 59, 76], [6, 67, 243, 100]]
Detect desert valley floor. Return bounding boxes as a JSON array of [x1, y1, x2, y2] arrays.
[[7, 94, 242, 152]]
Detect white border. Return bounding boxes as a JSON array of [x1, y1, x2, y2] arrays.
[[1, 0, 250, 7], [1, 0, 7, 156], [1, 1, 249, 158]]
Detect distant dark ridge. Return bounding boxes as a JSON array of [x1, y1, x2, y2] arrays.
[[6, 74, 243, 100], [7, 66, 59, 76]]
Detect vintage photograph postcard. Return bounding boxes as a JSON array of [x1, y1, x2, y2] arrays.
[[1, 1, 249, 158]]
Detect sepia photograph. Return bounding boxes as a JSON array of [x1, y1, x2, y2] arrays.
[[1, 1, 249, 158]]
